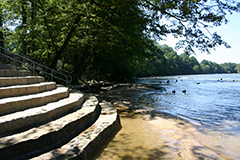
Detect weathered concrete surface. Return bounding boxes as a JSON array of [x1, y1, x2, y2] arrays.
[[0, 76, 45, 87], [0, 62, 16, 71], [0, 86, 69, 115], [0, 82, 56, 98], [0, 70, 31, 77], [0, 73, 121, 160], [30, 100, 121, 160], [0, 95, 100, 160], [0, 92, 84, 136]]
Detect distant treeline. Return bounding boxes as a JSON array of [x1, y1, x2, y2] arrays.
[[138, 44, 240, 77]]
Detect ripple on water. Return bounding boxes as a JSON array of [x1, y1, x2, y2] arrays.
[[137, 74, 240, 159]]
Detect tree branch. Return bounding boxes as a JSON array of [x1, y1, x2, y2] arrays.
[[38, 0, 58, 54], [49, 13, 83, 69]]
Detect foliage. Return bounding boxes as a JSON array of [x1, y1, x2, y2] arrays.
[[1, 0, 240, 83], [141, 0, 240, 54], [220, 62, 238, 73], [236, 64, 240, 73], [137, 44, 238, 77]]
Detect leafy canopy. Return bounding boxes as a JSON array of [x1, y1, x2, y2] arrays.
[[1, 0, 240, 82]]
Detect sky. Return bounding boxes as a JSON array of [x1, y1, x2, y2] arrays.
[[161, 12, 240, 64]]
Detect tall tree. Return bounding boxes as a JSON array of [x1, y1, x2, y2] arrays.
[[1, 0, 240, 82], [21, 0, 27, 57], [220, 62, 238, 73], [236, 64, 240, 73], [0, 4, 3, 53], [141, 0, 240, 53], [29, 0, 36, 53]]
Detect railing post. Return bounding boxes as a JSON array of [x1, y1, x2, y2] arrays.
[[66, 76, 68, 86], [51, 69, 53, 81], [33, 62, 35, 76], [12, 52, 15, 66], [0, 47, 72, 85]]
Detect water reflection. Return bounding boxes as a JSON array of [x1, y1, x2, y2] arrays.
[[137, 74, 240, 159]]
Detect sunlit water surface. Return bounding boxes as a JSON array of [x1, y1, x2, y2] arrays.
[[137, 74, 240, 159]]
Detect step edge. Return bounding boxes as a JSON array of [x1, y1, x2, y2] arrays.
[[0, 87, 69, 116], [0, 92, 85, 136], [0, 76, 45, 87], [30, 101, 121, 160], [0, 82, 56, 98], [0, 96, 100, 160]]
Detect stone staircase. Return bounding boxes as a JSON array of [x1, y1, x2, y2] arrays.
[[0, 61, 31, 77], [0, 70, 120, 159]]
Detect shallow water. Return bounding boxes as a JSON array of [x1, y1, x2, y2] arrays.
[[137, 73, 240, 159], [91, 113, 200, 160], [90, 114, 173, 160]]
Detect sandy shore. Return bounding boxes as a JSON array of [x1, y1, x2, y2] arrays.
[[91, 85, 221, 160]]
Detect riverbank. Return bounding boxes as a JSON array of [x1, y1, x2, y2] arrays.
[[91, 85, 221, 160]]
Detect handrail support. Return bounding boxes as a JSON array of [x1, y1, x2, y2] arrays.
[[0, 46, 72, 86]]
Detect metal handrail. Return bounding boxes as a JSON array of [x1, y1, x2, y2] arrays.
[[0, 47, 72, 86]]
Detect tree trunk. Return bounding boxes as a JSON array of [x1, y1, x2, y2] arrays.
[[21, 0, 27, 58], [30, 0, 36, 54], [49, 14, 83, 69], [0, 5, 4, 54], [73, 44, 94, 82], [136, 59, 155, 77]]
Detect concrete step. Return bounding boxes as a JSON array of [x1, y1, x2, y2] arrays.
[[0, 70, 31, 77], [0, 76, 45, 87], [0, 62, 16, 70], [0, 82, 56, 98], [0, 95, 101, 160], [31, 100, 121, 160], [0, 86, 69, 116], [0, 91, 85, 136]]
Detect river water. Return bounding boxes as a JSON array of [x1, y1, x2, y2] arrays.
[[137, 74, 240, 159]]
